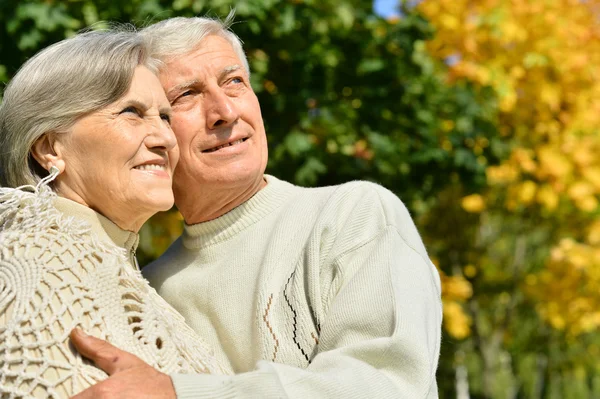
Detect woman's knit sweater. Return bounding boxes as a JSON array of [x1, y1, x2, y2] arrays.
[[0, 183, 227, 398]]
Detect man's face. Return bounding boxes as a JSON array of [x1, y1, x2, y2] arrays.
[[159, 35, 268, 205]]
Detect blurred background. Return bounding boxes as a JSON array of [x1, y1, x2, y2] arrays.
[[1, 0, 599, 397]]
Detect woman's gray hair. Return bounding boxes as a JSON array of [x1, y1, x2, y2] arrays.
[[140, 11, 249, 73], [0, 30, 158, 188]]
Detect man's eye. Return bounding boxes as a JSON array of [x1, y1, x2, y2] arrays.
[[120, 106, 142, 117], [231, 77, 243, 84], [160, 113, 171, 124], [172, 91, 193, 105]]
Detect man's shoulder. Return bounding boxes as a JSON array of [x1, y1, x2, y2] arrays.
[[267, 176, 413, 232], [306, 179, 426, 251], [306, 179, 410, 224], [274, 177, 414, 238], [274, 176, 402, 209]]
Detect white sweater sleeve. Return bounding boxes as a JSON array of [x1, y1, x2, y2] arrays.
[[171, 222, 442, 398]]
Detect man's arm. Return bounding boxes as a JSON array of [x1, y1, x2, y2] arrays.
[[69, 329, 177, 399]]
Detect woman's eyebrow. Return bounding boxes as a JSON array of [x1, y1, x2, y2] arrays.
[[121, 99, 149, 111], [159, 106, 172, 116]]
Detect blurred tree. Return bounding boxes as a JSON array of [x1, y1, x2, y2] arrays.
[[420, 0, 600, 397], [0, 0, 500, 252], [1, 0, 503, 396]]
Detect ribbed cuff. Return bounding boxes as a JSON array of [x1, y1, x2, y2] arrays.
[[171, 373, 237, 399], [172, 367, 289, 399]]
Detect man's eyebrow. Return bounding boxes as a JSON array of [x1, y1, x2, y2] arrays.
[[219, 64, 242, 81], [166, 65, 243, 98], [166, 79, 201, 98]]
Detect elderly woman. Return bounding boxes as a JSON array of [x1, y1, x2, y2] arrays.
[[0, 31, 227, 398]]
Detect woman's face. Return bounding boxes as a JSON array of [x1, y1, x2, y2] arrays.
[[53, 66, 179, 231]]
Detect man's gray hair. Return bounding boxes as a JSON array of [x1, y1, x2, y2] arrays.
[[140, 12, 249, 73], [0, 30, 158, 188]]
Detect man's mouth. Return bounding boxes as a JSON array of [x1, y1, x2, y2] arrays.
[[203, 138, 248, 153]]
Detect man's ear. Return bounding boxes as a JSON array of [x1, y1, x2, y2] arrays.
[[31, 133, 66, 174]]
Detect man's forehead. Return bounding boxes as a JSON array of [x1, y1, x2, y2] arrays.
[[160, 39, 241, 80], [161, 63, 243, 96], [169, 35, 239, 65]]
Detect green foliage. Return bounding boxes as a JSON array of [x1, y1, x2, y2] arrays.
[[238, 3, 501, 215], [0, 1, 504, 396], [0, 0, 500, 210]]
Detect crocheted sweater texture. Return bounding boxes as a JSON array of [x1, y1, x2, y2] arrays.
[[0, 184, 227, 398]]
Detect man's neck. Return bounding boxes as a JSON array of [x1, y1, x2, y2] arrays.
[[176, 177, 267, 225]]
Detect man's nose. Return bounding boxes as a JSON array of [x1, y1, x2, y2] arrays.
[[204, 89, 240, 129]]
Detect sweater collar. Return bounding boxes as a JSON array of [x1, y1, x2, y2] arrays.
[[182, 175, 294, 249], [53, 197, 139, 254]]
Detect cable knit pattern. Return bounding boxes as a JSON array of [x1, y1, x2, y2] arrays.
[[0, 182, 228, 398]]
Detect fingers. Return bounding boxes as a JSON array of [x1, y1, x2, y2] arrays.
[[70, 378, 119, 399], [70, 328, 145, 375], [69, 358, 177, 399]]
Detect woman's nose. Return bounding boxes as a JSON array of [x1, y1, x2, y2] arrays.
[[145, 117, 177, 151]]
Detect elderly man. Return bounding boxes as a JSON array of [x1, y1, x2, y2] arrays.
[[70, 15, 442, 399]]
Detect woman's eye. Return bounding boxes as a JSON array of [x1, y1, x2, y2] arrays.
[[160, 113, 171, 124], [120, 106, 142, 117]]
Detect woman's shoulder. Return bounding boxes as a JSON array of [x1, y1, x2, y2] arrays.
[[0, 190, 114, 327], [0, 185, 120, 263], [1, 220, 108, 265], [0, 225, 103, 314]]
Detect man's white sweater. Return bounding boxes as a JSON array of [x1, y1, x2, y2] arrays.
[[143, 175, 442, 398]]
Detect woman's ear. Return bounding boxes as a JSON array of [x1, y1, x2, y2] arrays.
[[31, 134, 66, 174]]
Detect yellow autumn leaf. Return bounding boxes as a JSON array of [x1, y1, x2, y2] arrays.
[[536, 184, 559, 211], [442, 275, 473, 301], [565, 248, 589, 270], [586, 220, 600, 245], [517, 180, 537, 204], [443, 301, 472, 339], [487, 164, 519, 185], [461, 194, 486, 213], [571, 142, 596, 168], [582, 167, 600, 190], [575, 196, 598, 212], [537, 147, 573, 180], [540, 84, 561, 111], [512, 148, 537, 173], [567, 181, 595, 201]]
